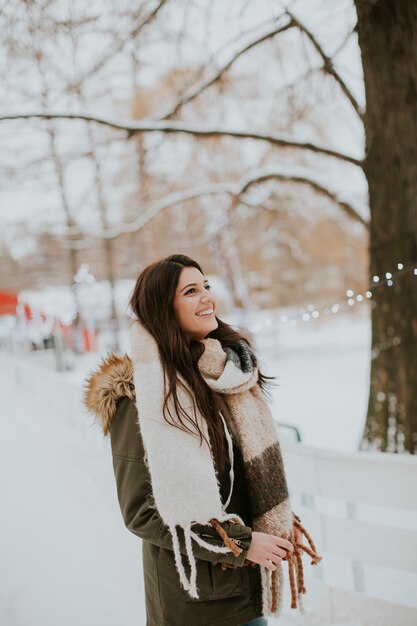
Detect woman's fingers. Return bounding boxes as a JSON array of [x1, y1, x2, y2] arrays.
[[294, 525, 303, 546], [271, 546, 288, 559], [275, 537, 294, 553], [269, 536, 294, 560], [247, 531, 295, 570], [264, 548, 286, 569], [268, 536, 294, 564]]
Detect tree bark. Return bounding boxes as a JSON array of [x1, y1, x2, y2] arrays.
[[355, 0, 417, 453]]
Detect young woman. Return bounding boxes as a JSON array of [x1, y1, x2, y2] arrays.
[[84, 254, 321, 626]]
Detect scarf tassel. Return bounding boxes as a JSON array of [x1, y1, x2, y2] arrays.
[[209, 517, 244, 557], [169, 513, 248, 599], [285, 518, 322, 611], [210, 516, 322, 615]]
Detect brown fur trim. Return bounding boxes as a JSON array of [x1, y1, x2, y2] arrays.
[[83, 353, 135, 436]]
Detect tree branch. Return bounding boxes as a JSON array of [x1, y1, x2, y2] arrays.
[[158, 15, 294, 119], [192, 203, 310, 264], [69, 0, 168, 91], [237, 168, 369, 226], [51, 165, 368, 246], [286, 10, 364, 120], [1, 112, 363, 167]]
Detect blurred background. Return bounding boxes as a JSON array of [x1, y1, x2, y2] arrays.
[[0, 1, 416, 625]]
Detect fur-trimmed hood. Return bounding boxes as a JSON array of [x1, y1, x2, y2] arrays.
[[84, 353, 135, 436]]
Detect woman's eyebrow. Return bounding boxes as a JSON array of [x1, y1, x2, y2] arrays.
[[179, 279, 209, 293]]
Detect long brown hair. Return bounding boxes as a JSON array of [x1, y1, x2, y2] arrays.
[[129, 254, 277, 474]]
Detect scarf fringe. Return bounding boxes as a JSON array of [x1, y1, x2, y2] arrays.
[[211, 516, 322, 616], [166, 494, 324, 612], [169, 512, 247, 599], [286, 518, 322, 612], [261, 566, 272, 615]]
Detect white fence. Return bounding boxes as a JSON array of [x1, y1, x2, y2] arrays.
[[282, 440, 417, 625]]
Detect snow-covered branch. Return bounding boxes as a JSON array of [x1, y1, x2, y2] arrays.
[[158, 15, 294, 119], [237, 168, 368, 226], [53, 166, 368, 246], [1, 113, 363, 167], [69, 0, 167, 91], [188, 207, 309, 265], [286, 10, 364, 121]]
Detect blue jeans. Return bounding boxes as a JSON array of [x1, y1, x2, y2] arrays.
[[241, 619, 268, 626]]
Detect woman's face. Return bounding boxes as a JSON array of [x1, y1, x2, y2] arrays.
[[173, 266, 218, 341]]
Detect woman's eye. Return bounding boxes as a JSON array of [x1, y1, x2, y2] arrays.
[[185, 285, 211, 295]]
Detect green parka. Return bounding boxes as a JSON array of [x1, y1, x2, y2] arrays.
[[84, 354, 267, 626]]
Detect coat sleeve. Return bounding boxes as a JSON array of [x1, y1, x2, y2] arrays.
[[110, 397, 252, 566]]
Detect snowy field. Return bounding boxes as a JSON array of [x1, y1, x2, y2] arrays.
[[0, 306, 390, 626]]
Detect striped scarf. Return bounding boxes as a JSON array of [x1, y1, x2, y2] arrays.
[[130, 320, 321, 617]]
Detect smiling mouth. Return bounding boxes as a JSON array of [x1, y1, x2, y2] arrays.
[[195, 308, 215, 317]]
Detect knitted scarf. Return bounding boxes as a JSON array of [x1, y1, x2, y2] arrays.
[[130, 319, 321, 617]]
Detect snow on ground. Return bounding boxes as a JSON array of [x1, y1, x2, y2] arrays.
[[0, 307, 371, 625], [252, 306, 370, 452]]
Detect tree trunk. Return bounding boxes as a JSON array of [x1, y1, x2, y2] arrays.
[[355, 0, 417, 453]]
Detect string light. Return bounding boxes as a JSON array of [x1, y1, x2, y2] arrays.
[[247, 259, 417, 331], [244, 260, 416, 359], [371, 335, 402, 360]]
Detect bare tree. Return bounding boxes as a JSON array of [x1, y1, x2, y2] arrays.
[[354, 0, 417, 453]]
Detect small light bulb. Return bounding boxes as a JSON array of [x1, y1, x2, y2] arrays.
[[346, 289, 354, 297], [385, 272, 392, 279], [397, 263, 403, 270], [372, 275, 380, 283]]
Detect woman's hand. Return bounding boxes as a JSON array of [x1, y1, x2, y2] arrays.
[[246, 531, 294, 571]]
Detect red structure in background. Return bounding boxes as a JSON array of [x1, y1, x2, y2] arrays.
[[0, 290, 98, 354], [0, 292, 33, 319], [0, 291, 19, 316], [82, 326, 99, 352]]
